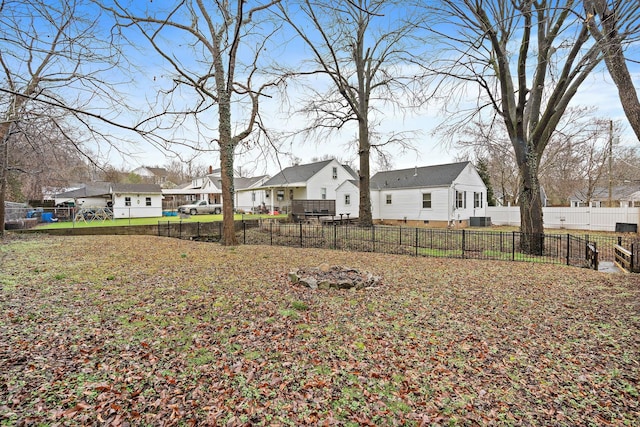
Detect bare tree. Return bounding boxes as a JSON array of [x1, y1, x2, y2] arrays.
[[276, 0, 425, 227], [0, 0, 128, 236], [458, 111, 617, 207], [584, 0, 640, 140], [5, 112, 93, 201], [106, 0, 282, 245], [418, 1, 639, 253]]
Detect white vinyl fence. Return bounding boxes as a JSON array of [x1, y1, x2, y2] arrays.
[[487, 207, 640, 232]]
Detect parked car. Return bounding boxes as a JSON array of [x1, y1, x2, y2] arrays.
[[177, 200, 222, 215]]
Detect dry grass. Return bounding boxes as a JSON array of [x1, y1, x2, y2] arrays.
[[1, 234, 639, 426]]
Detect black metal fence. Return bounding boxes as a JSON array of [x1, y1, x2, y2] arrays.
[[156, 219, 640, 270], [240, 222, 597, 268]]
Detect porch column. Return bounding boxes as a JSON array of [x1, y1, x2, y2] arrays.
[[270, 188, 275, 213]]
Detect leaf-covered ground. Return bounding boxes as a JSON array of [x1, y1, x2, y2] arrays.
[[1, 234, 639, 426]]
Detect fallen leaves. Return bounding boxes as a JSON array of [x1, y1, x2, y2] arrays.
[[0, 234, 639, 425]]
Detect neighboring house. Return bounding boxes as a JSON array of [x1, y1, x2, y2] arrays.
[[335, 179, 359, 218], [54, 183, 112, 208], [110, 183, 163, 218], [570, 185, 640, 208], [370, 162, 487, 227], [234, 175, 270, 213], [247, 159, 359, 214], [161, 169, 221, 210], [54, 182, 162, 218], [131, 166, 169, 186]]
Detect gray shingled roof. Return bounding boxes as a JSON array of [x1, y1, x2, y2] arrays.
[[111, 183, 162, 193], [262, 160, 334, 186], [54, 183, 111, 198], [370, 162, 469, 190], [234, 176, 268, 190]]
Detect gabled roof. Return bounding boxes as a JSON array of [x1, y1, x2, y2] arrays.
[[111, 183, 162, 194], [262, 159, 334, 187], [370, 162, 470, 190], [54, 183, 111, 198], [571, 185, 640, 202], [134, 166, 168, 177], [235, 175, 268, 190]]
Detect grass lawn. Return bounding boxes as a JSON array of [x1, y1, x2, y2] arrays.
[[1, 234, 639, 425], [34, 213, 287, 229]]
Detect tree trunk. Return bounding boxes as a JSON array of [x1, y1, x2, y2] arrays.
[[358, 118, 373, 227], [219, 95, 238, 246], [517, 154, 544, 255], [585, 0, 640, 141], [0, 122, 13, 238]]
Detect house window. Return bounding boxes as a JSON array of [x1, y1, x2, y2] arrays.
[[386, 194, 392, 205], [145, 197, 152, 206], [456, 191, 466, 209], [321, 188, 327, 200], [345, 194, 351, 205], [422, 193, 431, 209], [277, 190, 284, 201], [251, 192, 256, 202], [125, 197, 131, 207], [332, 167, 338, 179], [474, 192, 483, 208]]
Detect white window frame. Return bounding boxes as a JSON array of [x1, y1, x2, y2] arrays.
[[474, 192, 483, 208], [386, 194, 392, 205], [344, 194, 351, 205], [422, 193, 431, 209]]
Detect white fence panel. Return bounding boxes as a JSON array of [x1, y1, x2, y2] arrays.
[[487, 207, 640, 232]]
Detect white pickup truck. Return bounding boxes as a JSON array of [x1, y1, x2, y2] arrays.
[[177, 200, 222, 215]]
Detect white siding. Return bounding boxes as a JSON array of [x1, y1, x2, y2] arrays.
[[487, 206, 640, 232], [335, 181, 359, 217], [112, 193, 163, 218], [67, 196, 108, 208], [372, 163, 487, 222], [451, 164, 487, 220], [306, 160, 350, 200], [236, 189, 267, 212], [375, 187, 451, 221]]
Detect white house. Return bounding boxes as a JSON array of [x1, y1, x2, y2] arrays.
[[570, 185, 640, 208], [54, 183, 112, 208], [370, 162, 487, 227], [247, 159, 359, 214], [131, 166, 169, 186], [54, 183, 163, 219], [234, 175, 270, 213], [335, 179, 359, 218], [110, 183, 163, 219]]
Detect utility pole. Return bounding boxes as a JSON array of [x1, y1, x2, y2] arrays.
[[608, 120, 613, 207]]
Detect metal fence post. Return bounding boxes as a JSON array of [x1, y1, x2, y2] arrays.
[[243, 221, 246, 244], [299, 222, 303, 247], [566, 233, 570, 266], [512, 231, 516, 261], [415, 227, 419, 257], [270, 221, 273, 245], [399, 226, 402, 246], [461, 229, 466, 258], [632, 243, 635, 272], [372, 226, 376, 253], [334, 223, 337, 249]]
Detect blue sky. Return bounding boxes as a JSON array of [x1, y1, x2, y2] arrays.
[[15, 0, 637, 176]]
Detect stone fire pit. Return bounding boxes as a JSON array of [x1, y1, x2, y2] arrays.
[[289, 264, 382, 290]]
